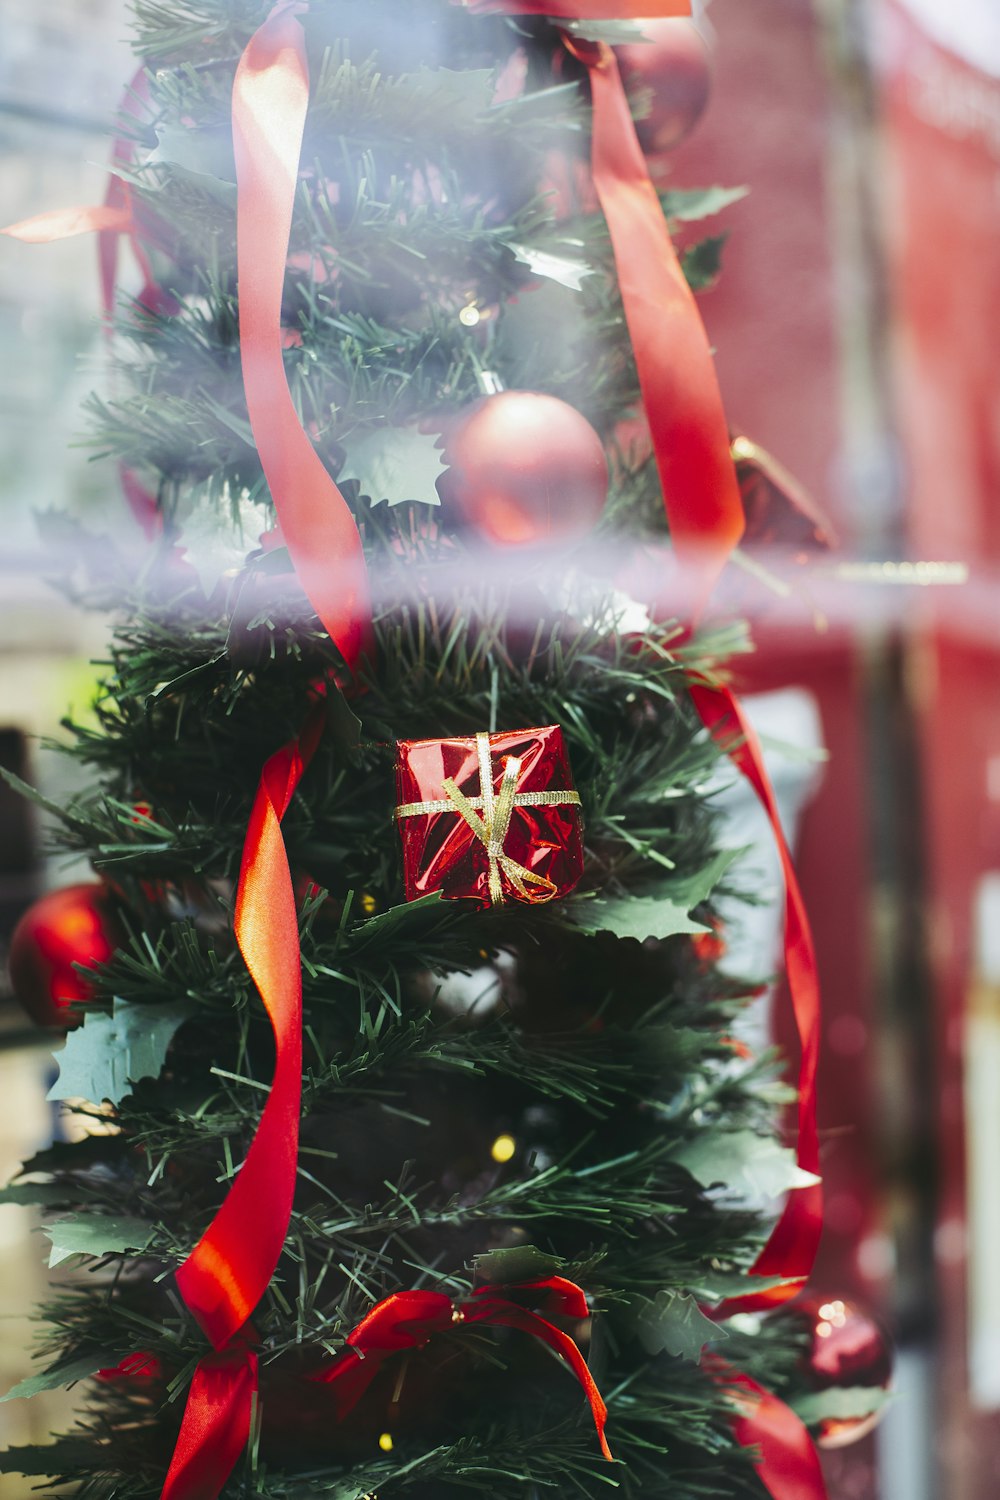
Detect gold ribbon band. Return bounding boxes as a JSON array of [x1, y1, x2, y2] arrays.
[[395, 788, 582, 820], [396, 732, 581, 906]]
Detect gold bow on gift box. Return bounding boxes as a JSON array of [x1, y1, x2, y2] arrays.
[[396, 731, 582, 906]]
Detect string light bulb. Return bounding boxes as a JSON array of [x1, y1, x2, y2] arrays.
[[459, 301, 481, 327], [378, 1432, 394, 1453], [491, 1133, 517, 1164]]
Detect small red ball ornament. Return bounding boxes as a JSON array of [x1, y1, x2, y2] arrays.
[[617, 20, 712, 155], [800, 1296, 893, 1449], [8, 883, 124, 1029], [444, 391, 608, 546]]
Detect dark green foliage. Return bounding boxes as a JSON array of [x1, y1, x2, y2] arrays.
[[0, 2, 808, 1496]]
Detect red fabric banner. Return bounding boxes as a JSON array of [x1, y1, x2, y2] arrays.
[[231, 1, 374, 675], [175, 706, 324, 1348]]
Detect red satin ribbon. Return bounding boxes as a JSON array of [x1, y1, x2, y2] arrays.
[[312, 1276, 611, 1460], [709, 1362, 828, 1500], [232, 2, 373, 675], [468, 0, 822, 1329], [692, 686, 822, 1319], [175, 705, 324, 1348], [467, 1, 745, 608], [160, 1342, 258, 1500]]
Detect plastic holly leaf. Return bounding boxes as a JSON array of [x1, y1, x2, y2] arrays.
[[570, 890, 710, 942], [637, 1290, 727, 1361], [657, 848, 742, 909], [566, 848, 741, 942], [150, 124, 236, 183], [0, 1182, 89, 1209], [45, 1213, 154, 1268], [406, 66, 496, 126], [0, 1351, 114, 1404], [339, 426, 447, 508], [0, 1439, 100, 1473], [661, 186, 749, 223], [348, 892, 446, 947], [792, 1386, 893, 1427], [562, 18, 647, 42], [688, 1269, 788, 1302], [180, 489, 267, 595], [682, 234, 728, 291], [48, 999, 192, 1106], [504, 240, 595, 291], [473, 1245, 562, 1287], [671, 1131, 821, 1200]]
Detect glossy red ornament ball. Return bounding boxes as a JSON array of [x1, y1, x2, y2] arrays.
[[8, 883, 124, 1030], [800, 1296, 893, 1449], [444, 392, 608, 546], [617, 20, 712, 155]]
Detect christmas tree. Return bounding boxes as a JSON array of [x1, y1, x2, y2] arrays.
[[0, 3, 845, 1497]]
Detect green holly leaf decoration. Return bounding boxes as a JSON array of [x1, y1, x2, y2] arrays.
[[793, 1385, 892, 1427], [569, 890, 710, 942], [688, 1269, 788, 1302], [0, 1351, 114, 1404], [661, 186, 748, 223], [562, 18, 648, 43], [567, 849, 741, 942], [504, 240, 595, 291], [44, 1213, 154, 1268], [48, 999, 192, 1106], [671, 1130, 821, 1200], [473, 1245, 562, 1287], [637, 1290, 727, 1361], [339, 426, 447, 508], [682, 233, 729, 291], [0, 1439, 105, 1474], [0, 1182, 89, 1209], [348, 892, 446, 947]]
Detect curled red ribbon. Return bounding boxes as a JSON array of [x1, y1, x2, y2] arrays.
[[232, 1, 374, 675], [160, 1342, 258, 1500], [708, 1361, 828, 1500], [470, 0, 822, 1331], [311, 1276, 611, 1460], [692, 685, 822, 1318], [175, 705, 324, 1349]]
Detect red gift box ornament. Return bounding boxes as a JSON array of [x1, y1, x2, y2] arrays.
[[395, 727, 583, 908]]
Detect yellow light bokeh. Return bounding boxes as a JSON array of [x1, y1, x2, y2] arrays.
[[491, 1133, 517, 1164]]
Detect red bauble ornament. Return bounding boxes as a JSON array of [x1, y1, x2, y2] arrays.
[[8, 883, 124, 1029], [800, 1296, 893, 1449], [617, 20, 712, 155], [444, 392, 608, 546]]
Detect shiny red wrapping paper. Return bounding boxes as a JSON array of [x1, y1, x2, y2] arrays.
[[395, 726, 584, 908]]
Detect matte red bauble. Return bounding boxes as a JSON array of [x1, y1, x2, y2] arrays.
[[444, 392, 608, 546], [800, 1296, 893, 1449], [8, 883, 124, 1029], [617, 20, 712, 155]]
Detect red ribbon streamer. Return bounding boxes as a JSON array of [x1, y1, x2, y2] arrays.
[[160, 1343, 258, 1500], [710, 1362, 828, 1500], [468, 0, 822, 1331], [691, 685, 823, 1318], [312, 1276, 611, 1460], [573, 37, 745, 606], [175, 705, 324, 1349], [232, 1, 374, 675]]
